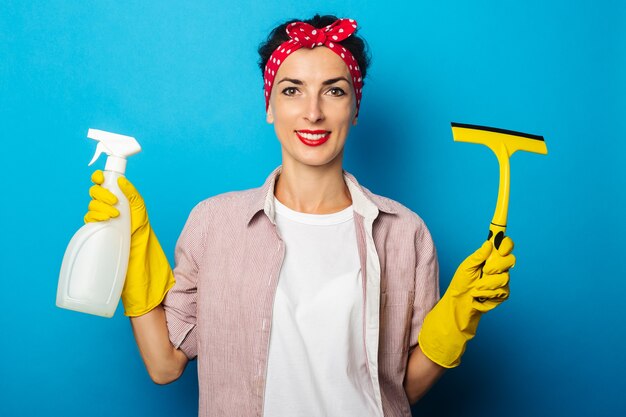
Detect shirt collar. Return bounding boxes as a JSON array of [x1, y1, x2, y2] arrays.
[[245, 165, 398, 226]]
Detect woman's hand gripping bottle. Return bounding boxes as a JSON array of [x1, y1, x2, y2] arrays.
[[57, 129, 175, 318]]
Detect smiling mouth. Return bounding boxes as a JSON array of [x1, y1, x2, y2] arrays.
[[295, 130, 331, 146]]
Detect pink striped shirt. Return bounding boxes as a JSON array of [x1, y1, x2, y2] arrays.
[[162, 165, 440, 417]]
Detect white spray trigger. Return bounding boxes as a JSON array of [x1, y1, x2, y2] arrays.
[[86, 128, 141, 174], [88, 142, 108, 166]]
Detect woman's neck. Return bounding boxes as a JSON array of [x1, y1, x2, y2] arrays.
[[274, 159, 352, 214]]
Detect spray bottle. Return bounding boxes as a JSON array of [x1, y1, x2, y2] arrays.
[[57, 129, 141, 318]]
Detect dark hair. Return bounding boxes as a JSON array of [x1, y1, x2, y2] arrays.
[[257, 14, 371, 86]]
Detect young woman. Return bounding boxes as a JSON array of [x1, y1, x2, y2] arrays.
[[86, 14, 515, 417]]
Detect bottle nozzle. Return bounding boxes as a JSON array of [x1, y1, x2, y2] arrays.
[[87, 129, 141, 174]]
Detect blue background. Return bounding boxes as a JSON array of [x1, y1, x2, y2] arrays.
[[1, 1, 624, 416]]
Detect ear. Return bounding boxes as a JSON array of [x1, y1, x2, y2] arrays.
[[266, 105, 274, 124], [352, 116, 358, 126]]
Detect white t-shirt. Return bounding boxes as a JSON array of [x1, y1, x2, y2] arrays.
[[263, 196, 379, 417]]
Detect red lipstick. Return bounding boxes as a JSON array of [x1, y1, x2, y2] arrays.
[[295, 130, 331, 147]]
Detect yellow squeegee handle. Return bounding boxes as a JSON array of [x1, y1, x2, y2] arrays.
[[483, 149, 510, 302], [451, 122, 547, 247], [452, 125, 515, 233], [489, 142, 512, 241], [451, 122, 548, 302]]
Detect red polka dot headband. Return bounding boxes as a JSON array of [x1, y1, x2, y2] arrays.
[[264, 18, 363, 117]]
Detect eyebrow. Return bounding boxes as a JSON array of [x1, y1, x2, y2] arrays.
[[277, 77, 350, 85]]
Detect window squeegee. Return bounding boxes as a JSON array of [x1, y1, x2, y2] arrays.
[[451, 122, 548, 300]]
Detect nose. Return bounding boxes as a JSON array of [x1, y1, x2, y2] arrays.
[[304, 94, 324, 123]]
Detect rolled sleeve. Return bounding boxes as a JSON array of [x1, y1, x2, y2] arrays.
[[409, 220, 440, 352], [162, 202, 206, 360]]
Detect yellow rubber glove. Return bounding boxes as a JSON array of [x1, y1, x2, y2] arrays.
[[85, 170, 176, 317], [418, 237, 515, 368]]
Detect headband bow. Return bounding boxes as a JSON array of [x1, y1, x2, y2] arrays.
[[264, 18, 363, 117], [286, 19, 356, 48]]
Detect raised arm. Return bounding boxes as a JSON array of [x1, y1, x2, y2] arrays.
[[406, 238, 515, 404], [86, 170, 187, 384]]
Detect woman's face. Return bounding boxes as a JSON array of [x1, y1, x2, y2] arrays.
[[266, 46, 358, 169]]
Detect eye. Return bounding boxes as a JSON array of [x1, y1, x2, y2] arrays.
[[281, 87, 299, 96], [328, 87, 346, 97]]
